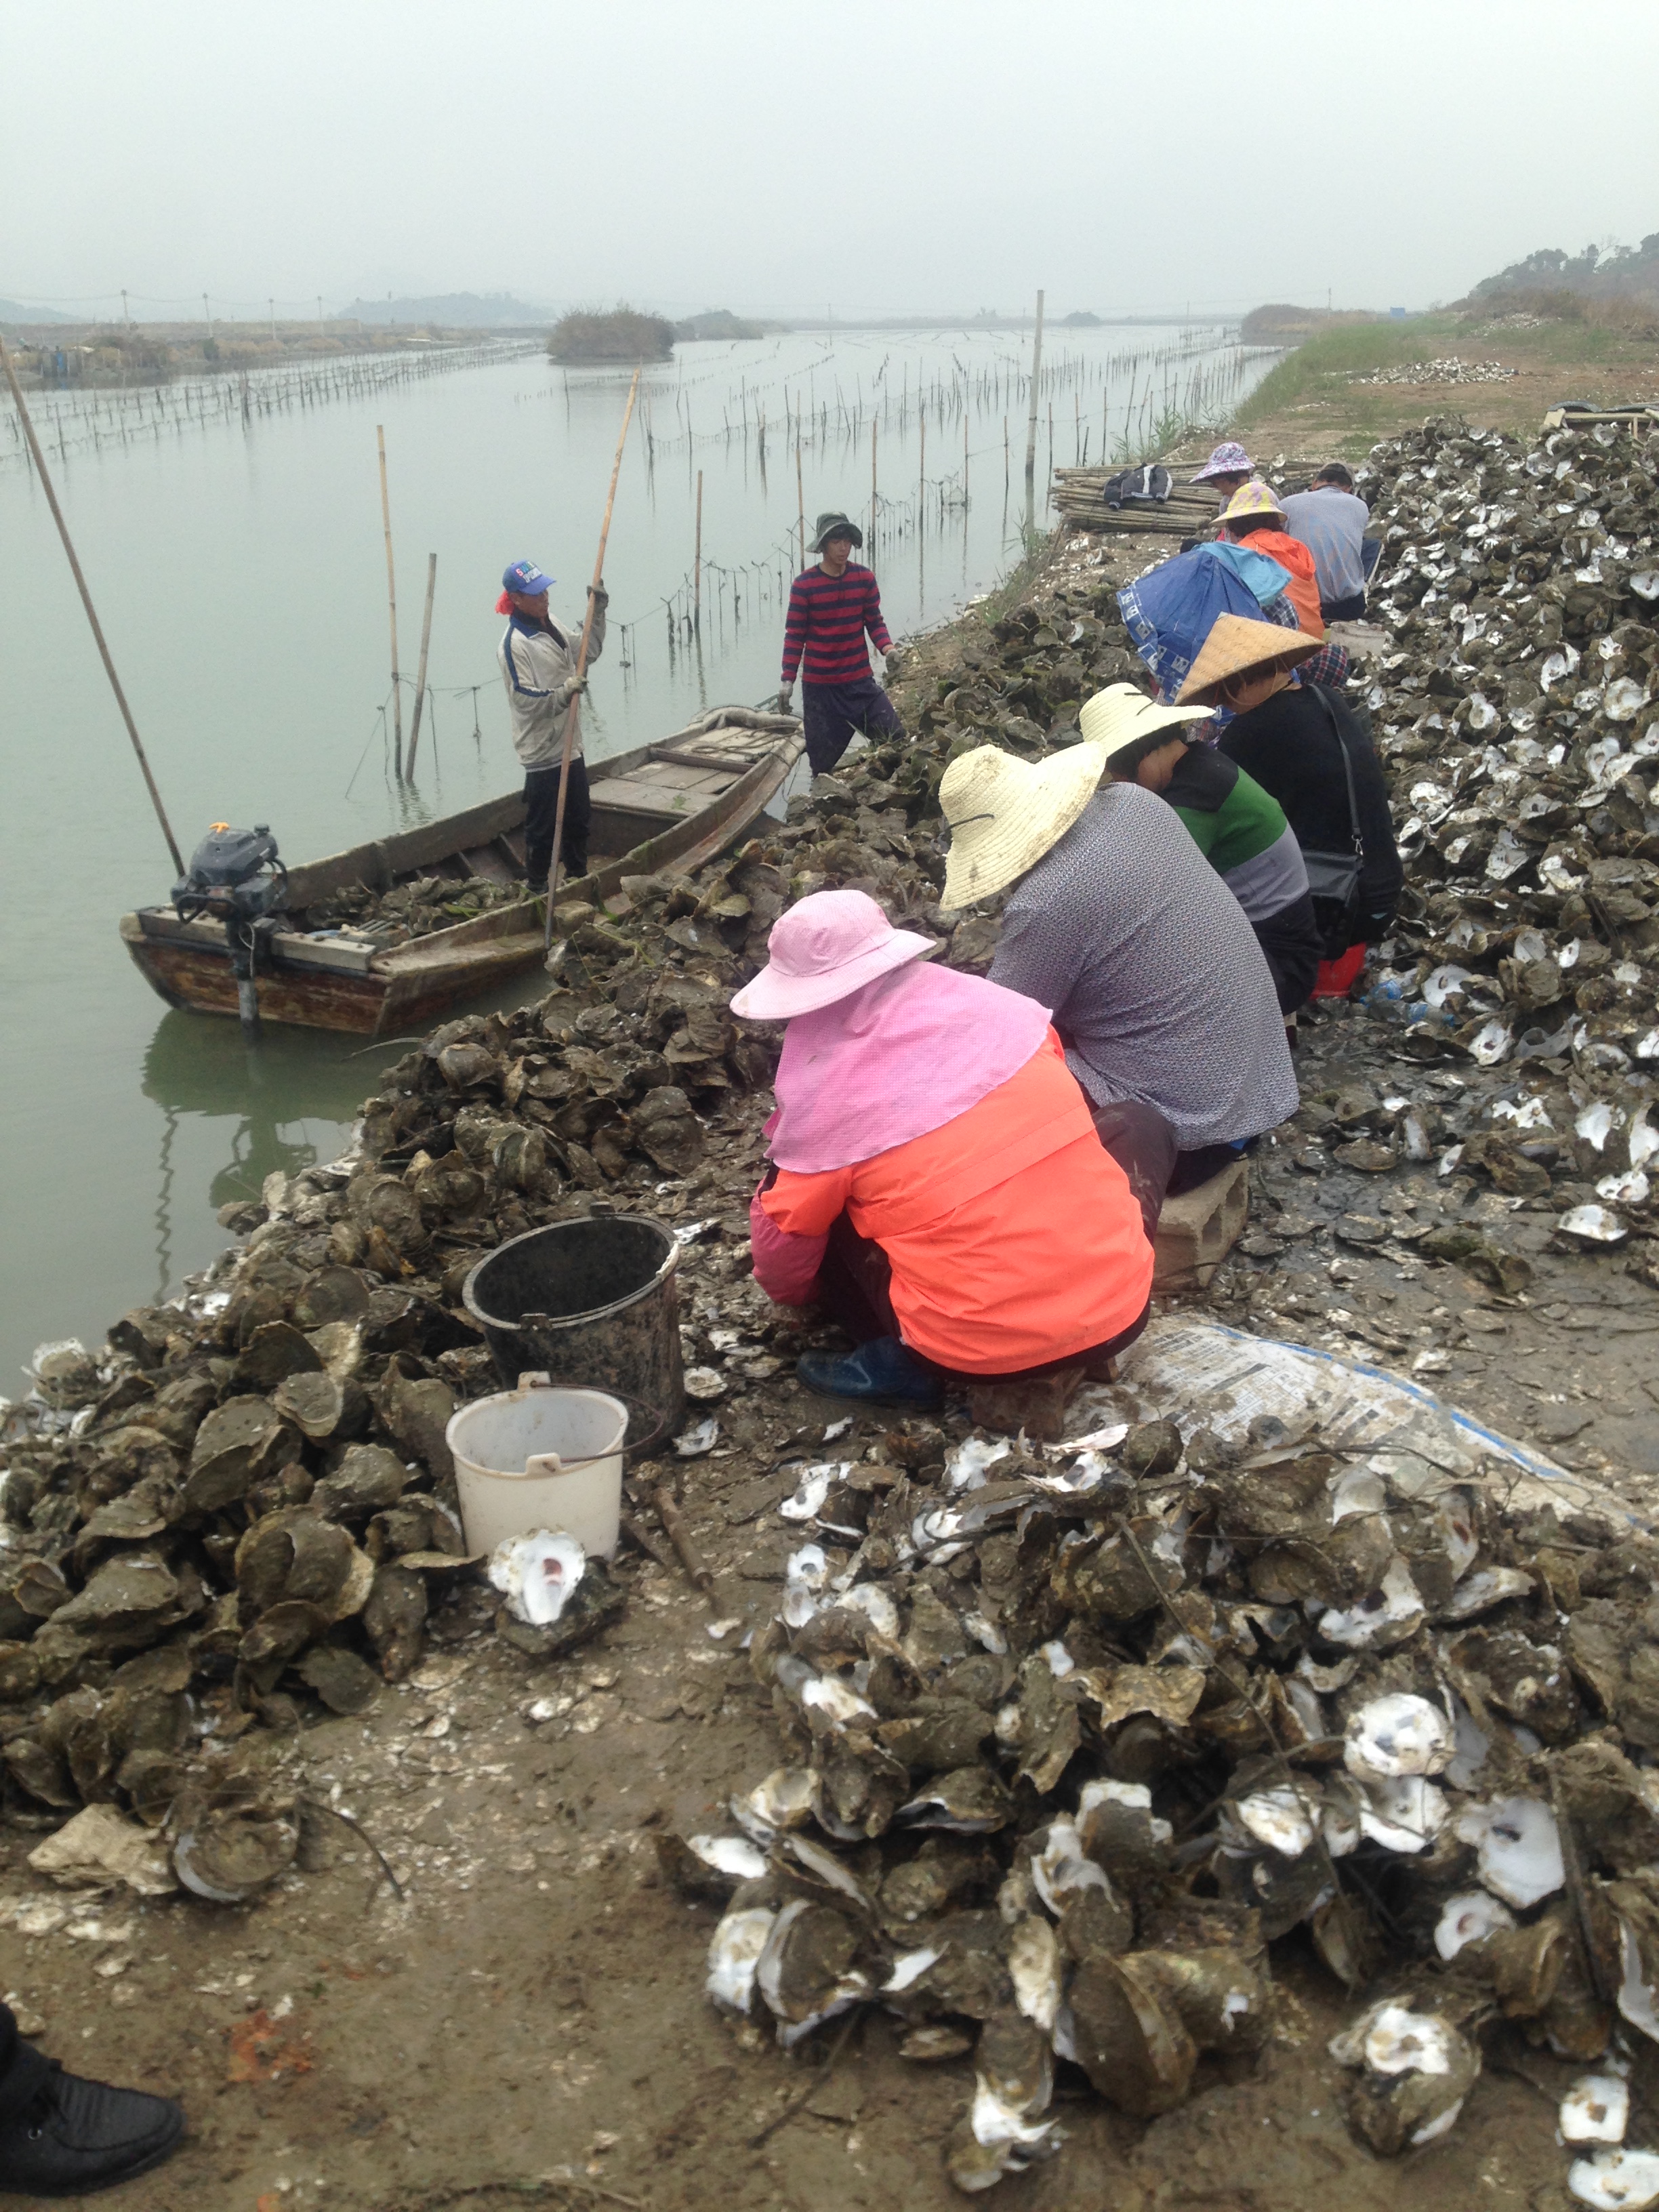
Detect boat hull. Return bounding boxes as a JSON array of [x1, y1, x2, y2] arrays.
[[120, 720, 802, 1036]]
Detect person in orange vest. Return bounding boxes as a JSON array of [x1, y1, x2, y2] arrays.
[[1214, 482, 1325, 638], [734, 888, 1157, 1408]]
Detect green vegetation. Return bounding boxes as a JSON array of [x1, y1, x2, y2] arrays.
[[1229, 308, 1659, 460], [548, 304, 674, 363]]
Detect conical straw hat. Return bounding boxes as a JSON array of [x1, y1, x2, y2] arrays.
[[1077, 682, 1213, 762], [938, 741, 1109, 911], [1174, 615, 1322, 708]]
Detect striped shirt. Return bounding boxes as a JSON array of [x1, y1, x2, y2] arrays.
[[781, 562, 893, 686]]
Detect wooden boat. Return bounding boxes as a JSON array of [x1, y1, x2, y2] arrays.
[[121, 710, 804, 1036]]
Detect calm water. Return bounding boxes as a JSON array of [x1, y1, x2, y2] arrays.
[[1, 327, 1275, 1388]]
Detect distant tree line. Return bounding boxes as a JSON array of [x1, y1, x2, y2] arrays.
[[1469, 234, 1659, 304]]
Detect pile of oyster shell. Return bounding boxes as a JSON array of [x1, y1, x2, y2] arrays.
[[1340, 418, 1659, 1263], [0, 722, 988, 1895], [670, 1411, 1659, 2196]]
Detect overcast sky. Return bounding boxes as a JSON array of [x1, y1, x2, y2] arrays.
[[5, 0, 1657, 321]]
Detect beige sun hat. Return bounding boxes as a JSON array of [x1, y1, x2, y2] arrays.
[[1077, 682, 1214, 763], [1216, 478, 1288, 529], [938, 741, 1109, 910], [1174, 615, 1324, 709]]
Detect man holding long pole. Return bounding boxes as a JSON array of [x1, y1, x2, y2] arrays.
[[495, 558, 607, 893]]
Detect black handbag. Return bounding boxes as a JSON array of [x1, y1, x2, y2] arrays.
[[1299, 689, 1366, 957]]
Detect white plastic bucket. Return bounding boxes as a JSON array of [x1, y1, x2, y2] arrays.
[[445, 1376, 628, 1560]]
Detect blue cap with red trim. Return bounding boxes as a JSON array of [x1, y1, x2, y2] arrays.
[[502, 558, 555, 595]]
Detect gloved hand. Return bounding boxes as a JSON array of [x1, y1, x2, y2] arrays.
[[563, 675, 589, 703], [590, 580, 609, 604], [777, 688, 794, 715]]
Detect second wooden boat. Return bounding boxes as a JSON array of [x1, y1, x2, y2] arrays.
[[119, 709, 803, 1036]]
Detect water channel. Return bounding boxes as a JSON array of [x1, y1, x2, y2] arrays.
[[1, 325, 1278, 1388]]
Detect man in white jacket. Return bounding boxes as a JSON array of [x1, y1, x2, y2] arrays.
[[496, 558, 608, 890]]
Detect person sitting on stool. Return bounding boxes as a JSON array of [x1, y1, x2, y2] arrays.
[[496, 556, 607, 894]]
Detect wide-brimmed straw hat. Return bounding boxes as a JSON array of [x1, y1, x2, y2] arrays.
[[1077, 682, 1213, 762], [811, 510, 863, 553], [1192, 441, 1253, 483], [1174, 615, 1323, 708], [730, 888, 933, 1020], [937, 742, 1108, 911], [1216, 479, 1288, 529]]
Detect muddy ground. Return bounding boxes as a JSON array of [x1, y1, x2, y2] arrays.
[[3, 524, 1652, 2212]]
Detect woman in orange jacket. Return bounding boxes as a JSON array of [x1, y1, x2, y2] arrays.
[[1216, 481, 1325, 638], [733, 887, 1160, 1408]]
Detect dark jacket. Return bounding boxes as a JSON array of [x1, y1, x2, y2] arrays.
[[1218, 681, 1402, 941]]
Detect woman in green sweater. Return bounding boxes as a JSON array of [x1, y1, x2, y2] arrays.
[[1079, 684, 1322, 1015]]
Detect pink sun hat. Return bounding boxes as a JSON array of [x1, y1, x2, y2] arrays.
[[1192, 440, 1254, 482], [731, 889, 936, 1020]]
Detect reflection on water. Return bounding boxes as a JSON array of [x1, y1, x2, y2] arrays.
[[139, 1010, 388, 1300]]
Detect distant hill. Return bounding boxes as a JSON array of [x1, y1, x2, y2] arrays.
[[1467, 234, 1659, 305], [0, 298, 77, 326], [674, 308, 765, 342], [1059, 310, 1103, 327], [338, 291, 553, 327]]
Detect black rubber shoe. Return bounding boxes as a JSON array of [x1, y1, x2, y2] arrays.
[[0, 2059, 184, 2198]]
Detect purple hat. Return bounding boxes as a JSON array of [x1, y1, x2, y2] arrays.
[[731, 889, 935, 1020], [503, 558, 555, 595], [1193, 441, 1254, 483]]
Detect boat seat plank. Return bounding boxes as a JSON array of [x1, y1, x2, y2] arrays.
[[586, 779, 703, 815], [649, 745, 765, 773]]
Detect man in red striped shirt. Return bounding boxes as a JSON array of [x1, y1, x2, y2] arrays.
[[778, 512, 904, 775]]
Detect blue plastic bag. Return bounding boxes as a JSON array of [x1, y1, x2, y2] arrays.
[[1117, 544, 1291, 702]]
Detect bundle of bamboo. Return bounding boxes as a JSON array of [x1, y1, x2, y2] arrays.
[[1051, 455, 1334, 534]]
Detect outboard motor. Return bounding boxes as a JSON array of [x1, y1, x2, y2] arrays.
[[172, 824, 287, 1038]]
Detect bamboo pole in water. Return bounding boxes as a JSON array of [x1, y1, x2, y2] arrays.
[[0, 333, 184, 876], [693, 468, 703, 632], [796, 438, 805, 569], [405, 553, 436, 777], [545, 365, 640, 942], [870, 418, 878, 544], [1023, 289, 1044, 501], [377, 426, 403, 775]]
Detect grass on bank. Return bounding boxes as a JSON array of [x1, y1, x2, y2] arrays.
[[1233, 308, 1659, 461]]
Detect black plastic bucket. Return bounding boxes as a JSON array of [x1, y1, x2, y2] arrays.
[[462, 1214, 684, 1453]]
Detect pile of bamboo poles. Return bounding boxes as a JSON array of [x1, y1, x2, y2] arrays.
[[1051, 455, 1335, 535]]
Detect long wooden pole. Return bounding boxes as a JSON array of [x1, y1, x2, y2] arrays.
[[1023, 288, 1045, 504], [544, 366, 640, 946], [870, 418, 878, 544], [693, 468, 703, 632], [405, 552, 436, 776], [377, 425, 402, 775], [0, 333, 184, 876], [795, 438, 805, 570]]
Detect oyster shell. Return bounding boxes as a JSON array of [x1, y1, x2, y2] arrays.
[[755, 1897, 870, 2047], [1562, 2074, 1630, 2146], [487, 1530, 586, 1626], [1329, 1999, 1479, 2155], [1434, 1889, 1515, 1959], [1569, 2149, 1659, 2210], [706, 1903, 776, 2014], [1344, 1693, 1452, 1783], [1456, 1795, 1565, 1908]]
